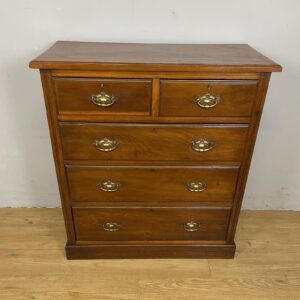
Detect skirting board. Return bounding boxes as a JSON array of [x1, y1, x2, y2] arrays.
[[66, 243, 236, 259]]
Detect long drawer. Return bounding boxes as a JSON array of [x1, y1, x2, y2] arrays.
[[66, 165, 239, 202], [160, 80, 258, 117], [60, 123, 248, 161], [72, 206, 231, 241]]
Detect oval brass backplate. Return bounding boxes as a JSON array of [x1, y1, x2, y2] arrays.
[[98, 180, 120, 192], [187, 181, 207, 192], [93, 138, 118, 152], [102, 222, 121, 232], [191, 139, 214, 152], [90, 91, 116, 107], [183, 221, 201, 232]]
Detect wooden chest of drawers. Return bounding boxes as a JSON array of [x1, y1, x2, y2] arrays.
[[30, 41, 281, 259]]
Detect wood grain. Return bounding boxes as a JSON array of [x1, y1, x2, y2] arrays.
[[66, 165, 239, 203], [57, 114, 252, 124], [151, 78, 160, 117], [53, 77, 152, 116], [40, 71, 76, 242], [227, 74, 271, 242], [160, 79, 258, 117], [29, 41, 282, 72], [50, 70, 262, 79], [60, 123, 249, 161], [72, 206, 231, 242], [30, 42, 282, 260], [0, 208, 299, 299]]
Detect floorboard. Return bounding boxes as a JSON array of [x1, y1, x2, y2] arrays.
[[0, 209, 299, 300]]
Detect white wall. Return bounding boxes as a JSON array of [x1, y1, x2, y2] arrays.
[[0, 0, 299, 209]]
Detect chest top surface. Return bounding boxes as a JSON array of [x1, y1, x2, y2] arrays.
[[29, 41, 281, 72]]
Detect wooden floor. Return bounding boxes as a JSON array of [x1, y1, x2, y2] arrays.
[[0, 209, 299, 300]]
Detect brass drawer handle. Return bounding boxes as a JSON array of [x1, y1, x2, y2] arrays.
[[191, 139, 214, 152], [195, 86, 221, 108], [183, 221, 201, 232], [98, 180, 120, 192], [102, 222, 121, 232], [90, 91, 116, 107], [187, 181, 207, 192], [93, 138, 117, 152]]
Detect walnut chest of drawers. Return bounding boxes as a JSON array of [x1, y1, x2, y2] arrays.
[[30, 41, 281, 259]]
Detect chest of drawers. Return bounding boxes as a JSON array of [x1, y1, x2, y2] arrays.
[[30, 42, 281, 259]]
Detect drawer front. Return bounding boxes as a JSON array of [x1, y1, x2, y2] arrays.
[[73, 206, 231, 241], [160, 80, 258, 117], [53, 78, 152, 115], [60, 124, 248, 161], [66, 166, 239, 202]]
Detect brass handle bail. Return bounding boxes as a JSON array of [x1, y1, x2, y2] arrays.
[[191, 139, 214, 152], [90, 83, 116, 107], [93, 138, 117, 152], [187, 181, 207, 192], [195, 85, 221, 108], [183, 221, 201, 232], [102, 222, 121, 232], [98, 180, 120, 192]]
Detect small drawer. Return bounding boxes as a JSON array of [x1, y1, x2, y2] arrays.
[[53, 78, 152, 115], [66, 165, 239, 203], [72, 206, 231, 241], [160, 80, 258, 117], [60, 123, 248, 161]]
